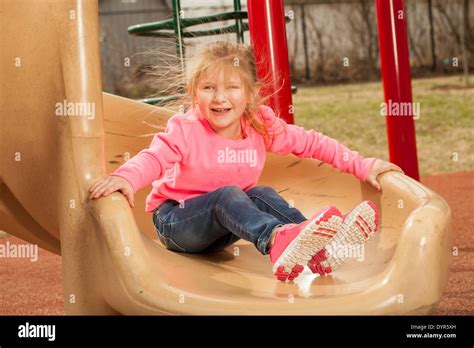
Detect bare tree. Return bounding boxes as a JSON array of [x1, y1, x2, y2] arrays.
[[428, 0, 437, 71], [341, 0, 378, 80], [435, 1, 461, 46], [305, 8, 326, 82], [461, 0, 470, 85], [356, 0, 378, 78], [464, 0, 474, 53], [434, 0, 471, 81], [406, 2, 425, 68]]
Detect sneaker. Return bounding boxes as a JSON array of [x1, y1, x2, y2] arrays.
[[308, 201, 379, 276], [270, 206, 343, 282]]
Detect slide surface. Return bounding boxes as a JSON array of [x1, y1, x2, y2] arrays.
[[0, 0, 451, 314]]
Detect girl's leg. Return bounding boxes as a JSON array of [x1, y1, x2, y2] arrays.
[[205, 185, 308, 253], [153, 185, 284, 255], [154, 185, 308, 254], [201, 233, 241, 253], [245, 186, 307, 224]]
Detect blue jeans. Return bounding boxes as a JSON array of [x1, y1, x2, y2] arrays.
[[152, 185, 307, 255]]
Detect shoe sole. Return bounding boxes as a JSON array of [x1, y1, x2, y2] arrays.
[[273, 206, 343, 282], [308, 201, 379, 276]]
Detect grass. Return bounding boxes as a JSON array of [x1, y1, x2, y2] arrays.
[[293, 75, 474, 176]]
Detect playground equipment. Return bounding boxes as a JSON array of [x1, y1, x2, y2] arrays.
[[127, 0, 296, 124], [376, 0, 419, 180], [0, 0, 451, 314], [128, 0, 419, 179]]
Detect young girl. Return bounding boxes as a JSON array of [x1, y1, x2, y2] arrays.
[[89, 42, 403, 282]]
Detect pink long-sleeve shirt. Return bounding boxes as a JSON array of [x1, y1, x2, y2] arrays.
[[110, 105, 376, 212]]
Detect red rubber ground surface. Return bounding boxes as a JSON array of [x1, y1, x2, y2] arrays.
[[0, 171, 472, 315]]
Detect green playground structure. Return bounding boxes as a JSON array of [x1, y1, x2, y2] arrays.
[[127, 0, 294, 106]]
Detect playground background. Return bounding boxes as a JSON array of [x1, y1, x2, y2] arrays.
[[1, 74, 472, 315], [1, 0, 473, 314], [97, 0, 473, 96]]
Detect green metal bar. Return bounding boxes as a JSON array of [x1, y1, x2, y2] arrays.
[[138, 95, 180, 105], [234, 0, 243, 43], [182, 23, 250, 37], [128, 20, 174, 33], [128, 12, 292, 39], [128, 11, 248, 34], [171, 0, 184, 70], [131, 23, 250, 38], [128, 3, 294, 106], [182, 11, 248, 26]]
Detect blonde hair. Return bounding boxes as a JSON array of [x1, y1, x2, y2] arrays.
[[143, 41, 283, 147], [185, 41, 276, 147], [145, 41, 279, 147]]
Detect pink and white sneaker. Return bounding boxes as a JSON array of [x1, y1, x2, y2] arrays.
[[270, 206, 343, 282], [308, 201, 379, 276]]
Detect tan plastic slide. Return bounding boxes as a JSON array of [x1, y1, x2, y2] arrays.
[[0, 0, 452, 314]]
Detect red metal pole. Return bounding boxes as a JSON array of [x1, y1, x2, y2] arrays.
[[247, 0, 294, 124], [376, 0, 420, 180]]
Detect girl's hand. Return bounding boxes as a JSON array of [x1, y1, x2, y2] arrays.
[[89, 176, 135, 208], [366, 159, 404, 191]]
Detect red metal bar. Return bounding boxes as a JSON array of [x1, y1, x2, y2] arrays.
[[376, 0, 420, 180], [247, 0, 294, 124]]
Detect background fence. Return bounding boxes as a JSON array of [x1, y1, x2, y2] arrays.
[[98, 0, 473, 98]]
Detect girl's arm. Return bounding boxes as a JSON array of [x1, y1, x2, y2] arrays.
[[261, 106, 380, 182], [109, 115, 189, 193]]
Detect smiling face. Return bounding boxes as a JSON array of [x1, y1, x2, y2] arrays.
[[195, 67, 248, 140]]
